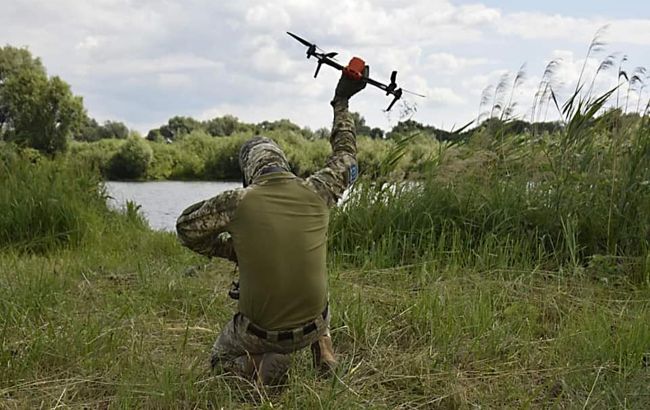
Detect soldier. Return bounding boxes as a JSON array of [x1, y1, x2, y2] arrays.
[[176, 65, 368, 386]]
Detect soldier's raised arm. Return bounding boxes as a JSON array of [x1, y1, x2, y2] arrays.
[[176, 189, 245, 262], [306, 65, 368, 207]]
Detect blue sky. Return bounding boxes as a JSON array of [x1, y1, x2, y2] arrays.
[[2, 1, 649, 133], [454, 0, 650, 19]]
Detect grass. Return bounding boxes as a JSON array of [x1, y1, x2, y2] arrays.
[[1, 145, 648, 407], [1, 237, 648, 408]]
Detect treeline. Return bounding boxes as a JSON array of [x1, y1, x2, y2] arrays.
[[2, 45, 570, 183], [68, 129, 442, 181]]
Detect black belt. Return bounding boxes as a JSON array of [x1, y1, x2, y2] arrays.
[[246, 304, 328, 341]]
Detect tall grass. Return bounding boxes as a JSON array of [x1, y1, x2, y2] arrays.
[[331, 91, 650, 283], [0, 147, 108, 252]]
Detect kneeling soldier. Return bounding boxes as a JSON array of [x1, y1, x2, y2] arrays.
[[176, 67, 367, 385]]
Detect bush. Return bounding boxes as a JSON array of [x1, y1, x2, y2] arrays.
[[203, 134, 248, 180], [68, 138, 123, 176], [107, 137, 153, 180]]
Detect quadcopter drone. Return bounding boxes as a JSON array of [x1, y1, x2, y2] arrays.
[[287, 32, 424, 111]]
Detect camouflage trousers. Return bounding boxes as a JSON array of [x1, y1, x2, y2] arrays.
[[211, 310, 330, 382]]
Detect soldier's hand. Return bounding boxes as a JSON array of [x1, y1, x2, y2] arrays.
[[333, 65, 369, 102]]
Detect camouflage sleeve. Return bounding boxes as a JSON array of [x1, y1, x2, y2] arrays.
[[175, 189, 245, 261], [305, 100, 358, 207]]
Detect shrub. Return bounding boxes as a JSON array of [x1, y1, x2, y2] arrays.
[[107, 137, 153, 180]]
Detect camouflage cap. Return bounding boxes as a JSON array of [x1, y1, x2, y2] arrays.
[[239, 136, 291, 186]]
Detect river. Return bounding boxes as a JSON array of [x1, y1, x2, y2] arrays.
[[105, 181, 241, 231]]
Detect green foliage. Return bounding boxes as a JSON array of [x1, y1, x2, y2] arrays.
[[331, 100, 650, 281], [71, 122, 440, 181], [349, 111, 372, 137], [74, 117, 129, 141], [146, 116, 203, 142], [205, 114, 254, 137], [203, 133, 248, 180], [68, 138, 123, 175], [0, 144, 110, 252], [0, 46, 84, 154], [97, 120, 129, 139], [74, 116, 101, 141], [107, 137, 153, 180], [0, 46, 45, 132]]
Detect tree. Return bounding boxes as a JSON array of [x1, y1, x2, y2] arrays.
[[205, 115, 250, 137], [386, 119, 450, 140], [146, 128, 164, 142], [369, 127, 384, 139], [0, 46, 84, 154], [253, 119, 300, 136], [314, 127, 330, 139], [98, 120, 129, 139], [162, 116, 202, 140], [0, 46, 45, 134], [349, 112, 372, 137], [75, 116, 101, 141], [75, 118, 130, 141], [107, 137, 153, 179]]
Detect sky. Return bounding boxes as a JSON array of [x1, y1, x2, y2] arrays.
[[2, 1, 649, 133]]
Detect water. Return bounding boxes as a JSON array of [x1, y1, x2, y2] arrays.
[[105, 181, 241, 231]]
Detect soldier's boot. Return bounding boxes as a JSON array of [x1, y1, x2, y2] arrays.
[[311, 335, 337, 376], [256, 353, 291, 386]]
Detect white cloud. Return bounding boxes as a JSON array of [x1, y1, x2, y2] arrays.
[[75, 36, 101, 50], [456, 4, 501, 25], [497, 13, 650, 46], [425, 53, 488, 73], [1, 0, 648, 133], [157, 73, 192, 88]]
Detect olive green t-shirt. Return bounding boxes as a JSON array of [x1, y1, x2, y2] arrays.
[[228, 172, 329, 330], [176, 101, 357, 331]]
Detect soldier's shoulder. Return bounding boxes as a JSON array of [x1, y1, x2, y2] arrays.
[[205, 187, 248, 211]]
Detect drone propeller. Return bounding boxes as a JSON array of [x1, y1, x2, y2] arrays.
[[385, 70, 398, 95], [314, 60, 324, 78], [287, 31, 312, 48]]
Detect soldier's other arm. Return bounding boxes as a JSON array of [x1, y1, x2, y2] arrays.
[[305, 100, 358, 207], [175, 189, 244, 262]]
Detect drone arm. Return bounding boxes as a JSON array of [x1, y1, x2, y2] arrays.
[[320, 57, 344, 71], [386, 88, 403, 111], [365, 77, 389, 92]]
